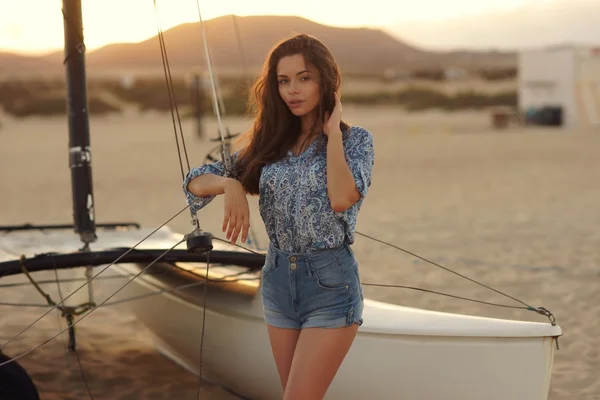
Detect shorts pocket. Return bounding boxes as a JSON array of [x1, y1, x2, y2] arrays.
[[261, 251, 277, 277], [310, 255, 350, 291]]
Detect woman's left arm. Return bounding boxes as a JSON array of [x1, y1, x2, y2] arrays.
[[326, 126, 375, 213], [324, 94, 375, 213], [326, 130, 360, 212]]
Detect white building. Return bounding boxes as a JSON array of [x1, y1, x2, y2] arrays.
[[518, 45, 600, 128]]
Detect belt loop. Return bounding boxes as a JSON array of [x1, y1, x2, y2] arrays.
[[306, 253, 313, 278]]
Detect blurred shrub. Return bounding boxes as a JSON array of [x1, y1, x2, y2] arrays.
[[0, 80, 120, 117], [343, 87, 517, 111], [0, 78, 517, 118], [410, 68, 446, 81], [107, 78, 195, 111], [6, 96, 121, 118], [478, 67, 517, 81], [0, 81, 36, 111]]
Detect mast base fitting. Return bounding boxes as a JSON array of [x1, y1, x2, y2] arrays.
[[184, 229, 213, 253]]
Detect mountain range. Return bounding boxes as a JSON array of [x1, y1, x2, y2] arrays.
[[1, 15, 520, 78]]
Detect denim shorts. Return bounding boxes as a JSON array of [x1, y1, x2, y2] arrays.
[[260, 241, 364, 329]]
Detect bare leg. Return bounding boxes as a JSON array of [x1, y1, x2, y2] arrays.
[[283, 323, 359, 400], [266, 324, 301, 391]]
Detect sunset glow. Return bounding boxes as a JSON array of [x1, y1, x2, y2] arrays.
[[0, 0, 545, 54]]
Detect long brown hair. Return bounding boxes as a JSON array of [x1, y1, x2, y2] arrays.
[[235, 33, 349, 195]]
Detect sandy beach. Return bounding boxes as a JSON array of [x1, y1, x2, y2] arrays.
[[0, 106, 599, 399]]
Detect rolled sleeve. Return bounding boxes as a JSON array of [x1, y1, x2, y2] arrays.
[[182, 150, 240, 213], [344, 126, 375, 198]]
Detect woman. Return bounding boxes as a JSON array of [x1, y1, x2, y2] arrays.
[[183, 33, 374, 400]]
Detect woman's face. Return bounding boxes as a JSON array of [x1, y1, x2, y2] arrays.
[[276, 54, 321, 119]]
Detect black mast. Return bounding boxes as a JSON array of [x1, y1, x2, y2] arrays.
[[62, 0, 96, 247]]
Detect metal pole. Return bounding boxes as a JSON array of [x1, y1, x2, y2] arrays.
[[62, 0, 96, 246], [192, 73, 204, 139]]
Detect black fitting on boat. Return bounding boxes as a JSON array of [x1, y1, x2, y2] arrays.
[[185, 229, 213, 253]]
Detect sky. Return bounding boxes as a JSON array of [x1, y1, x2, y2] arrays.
[[390, 0, 599, 50], [0, 0, 547, 55]]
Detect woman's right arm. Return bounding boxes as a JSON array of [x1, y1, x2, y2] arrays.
[[183, 151, 240, 213], [183, 152, 250, 244], [186, 174, 234, 198]]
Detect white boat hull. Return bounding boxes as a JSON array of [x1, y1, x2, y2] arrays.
[[1, 227, 562, 400], [109, 262, 559, 400]]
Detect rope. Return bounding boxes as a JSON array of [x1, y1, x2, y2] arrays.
[[53, 264, 95, 399], [0, 239, 186, 368], [17, 255, 95, 316], [0, 205, 189, 352]]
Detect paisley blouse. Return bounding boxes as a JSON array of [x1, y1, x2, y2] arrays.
[[183, 125, 375, 253]]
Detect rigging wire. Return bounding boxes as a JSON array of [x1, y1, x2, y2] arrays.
[[0, 239, 186, 368], [0, 5, 247, 382], [353, 231, 553, 319], [194, 3, 227, 147], [0, 275, 128, 289], [190, 1, 226, 395], [152, 0, 227, 392], [195, 254, 209, 400], [53, 263, 95, 400], [0, 205, 189, 352], [2, 4, 244, 390], [0, 269, 259, 309], [53, 270, 79, 397], [152, 0, 190, 178], [210, 237, 547, 315], [0, 221, 560, 370], [197, 12, 263, 250], [230, 14, 249, 81], [0, 239, 534, 314]]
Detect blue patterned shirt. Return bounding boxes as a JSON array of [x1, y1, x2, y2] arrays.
[[183, 125, 374, 253]]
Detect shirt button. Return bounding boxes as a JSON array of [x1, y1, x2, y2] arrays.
[[290, 263, 297, 270], [290, 256, 297, 262]]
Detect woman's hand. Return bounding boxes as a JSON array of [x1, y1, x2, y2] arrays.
[[324, 93, 343, 137], [222, 178, 250, 244]]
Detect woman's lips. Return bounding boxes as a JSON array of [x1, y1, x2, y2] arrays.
[[288, 99, 304, 108]]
